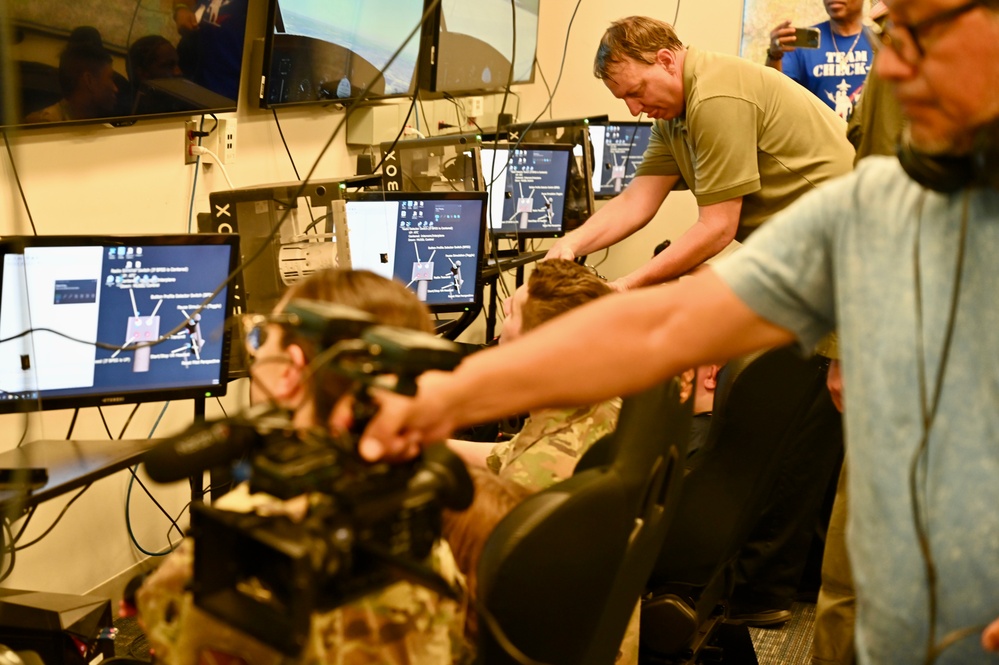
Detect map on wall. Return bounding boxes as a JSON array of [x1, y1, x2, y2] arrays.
[[740, 0, 845, 62]]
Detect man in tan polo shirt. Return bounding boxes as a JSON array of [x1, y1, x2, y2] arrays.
[[546, 16, 855, 291]]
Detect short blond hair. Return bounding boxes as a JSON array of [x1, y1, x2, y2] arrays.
[[594, 16, 683, 81]]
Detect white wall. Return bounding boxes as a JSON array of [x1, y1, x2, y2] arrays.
[[0, 0, 749, 599]]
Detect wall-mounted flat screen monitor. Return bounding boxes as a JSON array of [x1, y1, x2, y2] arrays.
[[0, 234, 238, 413], [260, 0, 424, 108], [589, 121, 653, 198], [420, 0, 539, 94], [4, 0, 248, 129], [342, 191, 487, 314], [479, 143, 573, 239]]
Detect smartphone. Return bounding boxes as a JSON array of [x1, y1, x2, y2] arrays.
[[792, 27, 821, 49], [0, 467, 48, 491]]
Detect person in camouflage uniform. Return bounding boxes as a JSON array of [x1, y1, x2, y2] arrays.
[[137, 270, 472, 664], [448, 259, 619, 493], [486, 399, 621, 492]]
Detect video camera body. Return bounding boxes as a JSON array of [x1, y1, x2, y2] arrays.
[[144, 299, 473, 657]]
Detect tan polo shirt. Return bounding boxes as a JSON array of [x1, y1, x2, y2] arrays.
[[636, 46, 855, 240]]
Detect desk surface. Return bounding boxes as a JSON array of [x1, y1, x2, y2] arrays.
[[0, 438, 159, 510], [482, 251, 546, 280]]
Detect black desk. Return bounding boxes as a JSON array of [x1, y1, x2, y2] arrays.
[[0, 438, 159, 511]]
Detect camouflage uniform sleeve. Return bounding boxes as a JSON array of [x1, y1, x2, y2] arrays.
[[496, 399, 622, 492], [304, 539, 472, 665], [137, 492, 471, 665]]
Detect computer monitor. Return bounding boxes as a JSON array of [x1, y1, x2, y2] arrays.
[[589, 121, 654, 199], [491, 116, 605, 233], [0, 234, 238, 414], [260, 0, 424, 108], [418, 0, 539, 95], [341, 191, 487, 314], [479, 143, 573, 238]]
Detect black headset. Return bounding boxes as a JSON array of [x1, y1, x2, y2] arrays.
[[897, 120, 999, 193]]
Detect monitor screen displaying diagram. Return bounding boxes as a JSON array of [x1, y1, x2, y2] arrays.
[[343, 192, 487, 312], [480, 143, 572, 238], [0, 235, 237, 412], [589, 122, 653, 198]]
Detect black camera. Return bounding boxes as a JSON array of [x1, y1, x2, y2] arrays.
[[144, 299, 473, 656]]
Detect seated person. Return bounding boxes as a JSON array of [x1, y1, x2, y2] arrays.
[[443, 466, 531, 644], [448, 259, 619, 492], [137, 269, 472, 665], [687, 363, 722, 460], [127, 35, 183, 114], [25, 40, 119, 123]]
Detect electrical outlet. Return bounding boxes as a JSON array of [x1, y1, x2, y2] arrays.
[[218, 117, 237, 164], [465, 96, 484, 118], [184, 120, 198, 165]]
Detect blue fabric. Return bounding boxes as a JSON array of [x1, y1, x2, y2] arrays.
[[782, 21, 873, 121], [714, 156, 999, 665]]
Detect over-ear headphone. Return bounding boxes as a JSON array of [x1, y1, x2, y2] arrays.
[[897, 120, 999, 193]]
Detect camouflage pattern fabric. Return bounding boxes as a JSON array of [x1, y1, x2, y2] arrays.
[[486, 399, 622, 492], [136, 487, 470, 665]]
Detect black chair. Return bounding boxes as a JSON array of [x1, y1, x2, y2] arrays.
[[640, 346, 833, 663], [474, 376, 693, 665]]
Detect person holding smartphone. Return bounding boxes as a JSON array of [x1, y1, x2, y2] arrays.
[[766, 0, 873, 120]]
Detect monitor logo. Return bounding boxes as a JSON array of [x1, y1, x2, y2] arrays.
[[101, 396, 126, 404], [381, 150, 401, 192]]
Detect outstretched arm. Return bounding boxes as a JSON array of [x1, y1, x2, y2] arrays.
[[545, 174, 678, 261], [611, 197, 742, 290], [359, 269, 796, 461]]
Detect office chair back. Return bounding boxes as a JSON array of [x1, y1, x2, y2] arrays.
[[475, 376, 692, 665], [642, 346, 831, 658]]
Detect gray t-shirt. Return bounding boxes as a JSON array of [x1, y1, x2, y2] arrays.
[[715, 156, 999, 665]]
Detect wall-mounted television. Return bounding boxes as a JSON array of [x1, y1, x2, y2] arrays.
[[0, 234, 238, 413], [589, 121, 653, 199], [419, 0, 539, 95], [259, 0, 425, 108], [4, 0, 248, 129], [341, 191, 487, 314], [479, 143, 573, 239]]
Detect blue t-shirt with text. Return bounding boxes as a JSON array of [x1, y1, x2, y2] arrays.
[[782, 21, 872, 121]]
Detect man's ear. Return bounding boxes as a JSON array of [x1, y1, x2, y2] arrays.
[[656, 48, 676, 72], [275, 342, 308, 399], [329, 393, 355, 435], [703, 364, 721, 390]]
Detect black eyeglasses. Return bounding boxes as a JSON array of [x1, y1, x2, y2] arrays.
[[866, 0, 982, 65], [241, 312, 299, 357]]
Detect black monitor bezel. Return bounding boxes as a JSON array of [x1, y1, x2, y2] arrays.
[[341, 190, 488, 315], [589, 120, 654, 200], [258, 0, 425, 110], [479, 141, 575, 240], [0, 234, 239, 414]]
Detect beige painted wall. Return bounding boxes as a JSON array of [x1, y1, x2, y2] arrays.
[[0, 0, 752, 597]]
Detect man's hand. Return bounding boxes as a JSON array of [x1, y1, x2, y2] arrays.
[[357, 371, 458, 462], [544, 240, 575, 261], [768, 19, 796, 58], [174, 5, 199, 33], [984, 617, 999, 652], [608, 278, 631, 293]]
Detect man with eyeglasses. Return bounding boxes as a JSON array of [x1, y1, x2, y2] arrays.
[[362, 0, 999, 662]]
